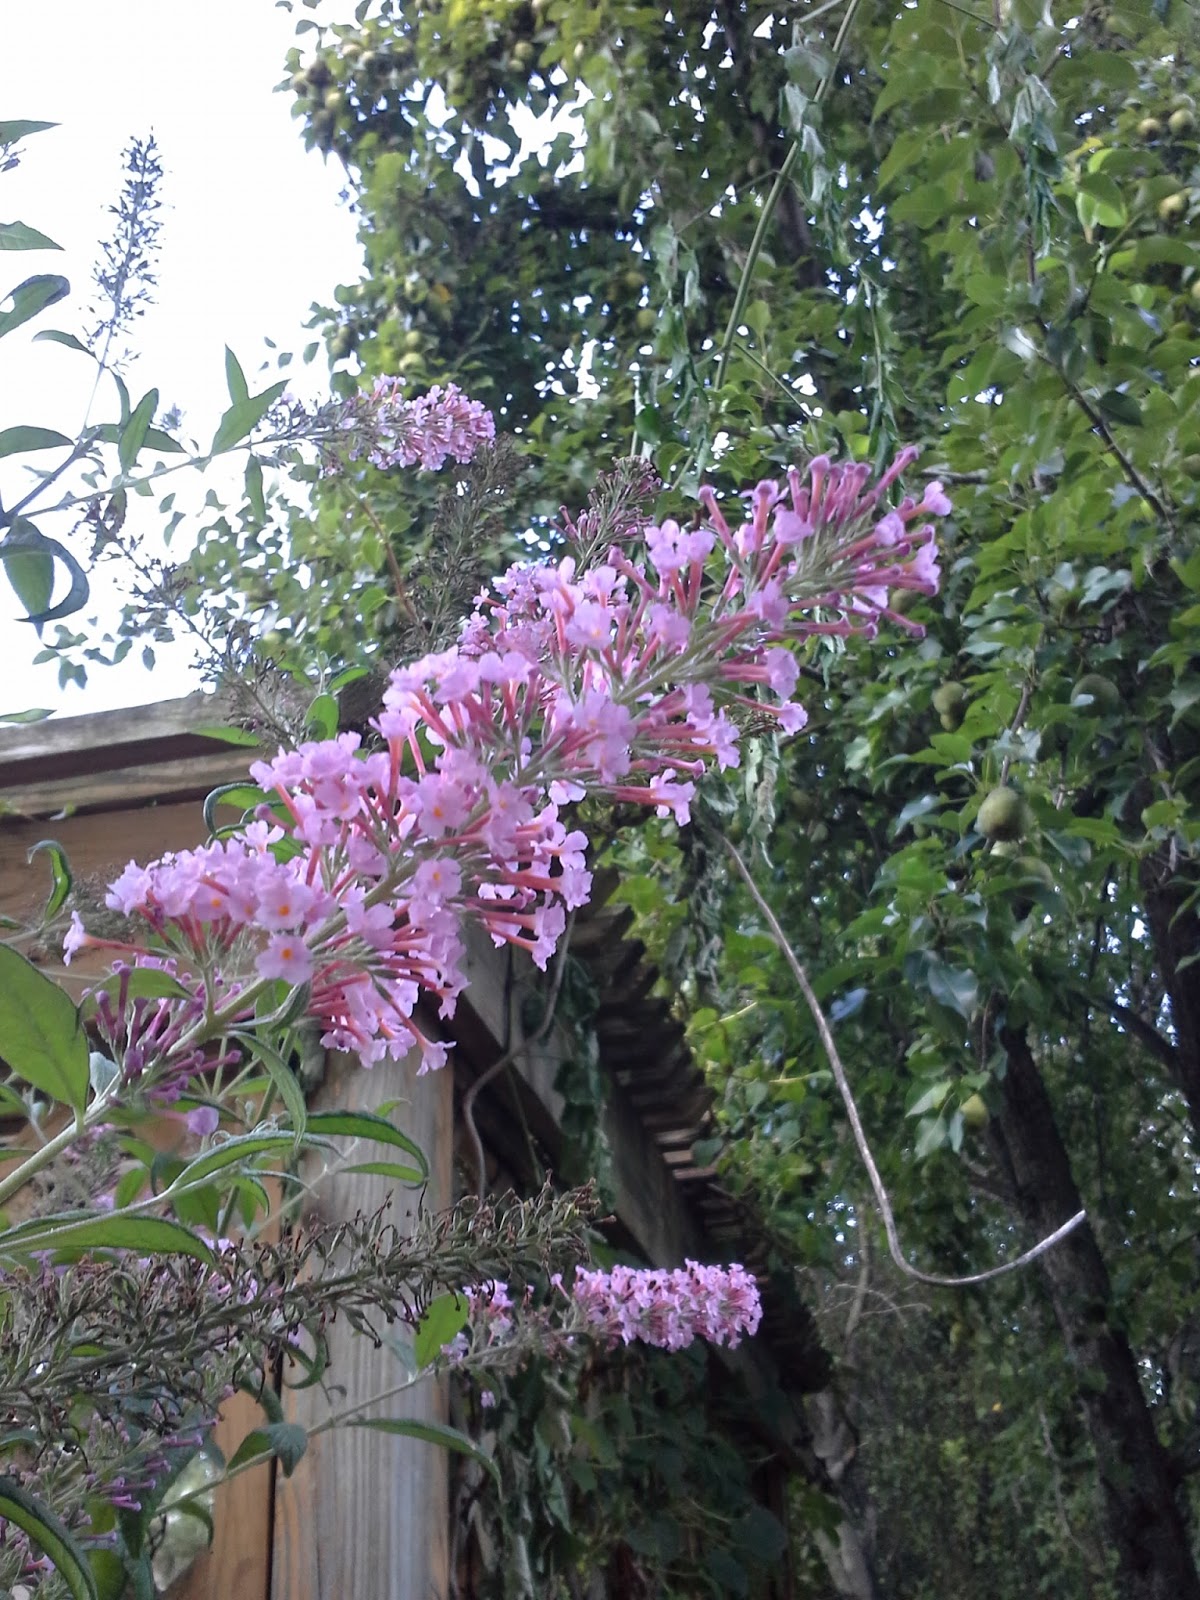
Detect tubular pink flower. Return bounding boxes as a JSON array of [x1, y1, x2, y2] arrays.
[[75, 446, 944, 1081]]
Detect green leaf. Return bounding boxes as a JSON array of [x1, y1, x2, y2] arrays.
[[0, 945, 89, 1115], [347, 1416, 498, 1481], [305, 693, 339, 741], [27, 838, 73, 919], [0, 121, 58, 144], [0, 273, 70, 338], [0, 220, 62, 251], [227, 1422, 308, 1477], [0, 1213, 216, 1264], [0, 423, 72, 458], [92, 420, 183, 453], [0, 706, 53, 722], [171, 1131, 307, 1189], [304, 1111, 429, 1179], [342, 1160, 426, 1184], [0, 1476, 98, 1600], [225, 346, 250, 405], [414, 1291, 469, 1368], [1096, 389, 1143, 427], [89, 1548, 129, 1600], [118, 388, 159, 474], [925, 958, 979, 1022], [235, 1031, 307, 1142], [245, 456, 266, 522], [210, 381, 287, 454], [121, 967, 191, 1002], [202, 780, 269, 835], [33, 328, 94, 356], [0, 518, 89, 624], [196, 724, 262, 747]]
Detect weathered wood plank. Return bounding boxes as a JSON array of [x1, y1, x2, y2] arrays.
[[0, 751, 255, 820], [0, 802, 220, 920], [271, 1050, 453, 1600], [0, 693, 228, 767], [170, 1391, 274, 1600]]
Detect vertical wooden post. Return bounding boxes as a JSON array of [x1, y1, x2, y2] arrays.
[[271, 1050, 454, 1600]]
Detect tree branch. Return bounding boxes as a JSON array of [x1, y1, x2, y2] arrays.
[[725, 839, 1086, 1288]]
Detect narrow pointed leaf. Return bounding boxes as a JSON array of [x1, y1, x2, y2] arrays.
[[0, 1212, 216, 1264], [0, 273, 70, 338], [347, 1418, 498, 1482], [210, 381, 287, 454], [0, 220, 62, 251], [0, 424, 72, 457], [33, 328, 94, 356], [233, 1032, 307, 1141], [304, 1111, 429, 1179], [225, 346, 250, 405], [0, 121, 58, 144], [28, 838, 73, 919], [0, 1477, 98, 1600], [118, 388, 159, 474]]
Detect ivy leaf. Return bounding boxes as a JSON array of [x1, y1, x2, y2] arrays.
[[0, 945, 89, 1115]]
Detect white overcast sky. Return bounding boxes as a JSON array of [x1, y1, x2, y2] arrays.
[[0, 0, 362, 717]]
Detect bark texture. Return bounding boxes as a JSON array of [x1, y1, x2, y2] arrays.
[[996, 1025, 1200, 1600]]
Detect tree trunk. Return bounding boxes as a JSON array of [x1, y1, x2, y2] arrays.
[[994, 1025, 1200, 1600], [1141, 860, 1200, 1142]]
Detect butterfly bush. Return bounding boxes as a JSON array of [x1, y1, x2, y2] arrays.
[[443, 1262, 761, 1367], [65, 402, 948, 1099]]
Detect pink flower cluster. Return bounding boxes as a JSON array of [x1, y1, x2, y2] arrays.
[[446, 1264, 762, 1360], [343, 378, 496, 472], [68, 438, 948, 1082], [570, 1261, 762, 1351]]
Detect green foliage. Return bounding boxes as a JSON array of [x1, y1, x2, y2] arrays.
[[255, 0, 1200, 1592], [457, 1340, 792, 1599]]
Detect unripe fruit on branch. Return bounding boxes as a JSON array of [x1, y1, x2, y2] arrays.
[[1169, 108, 1195, 137], [961, 1094, 989, 1130], [1182, 453, 1200, 478], [1138, 117, 1163, 140], [977, 787, 1032, 843], [932, 681, 967, 730], [1070, 673, 1120, 715], [1159, 192, 1188, 223]]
